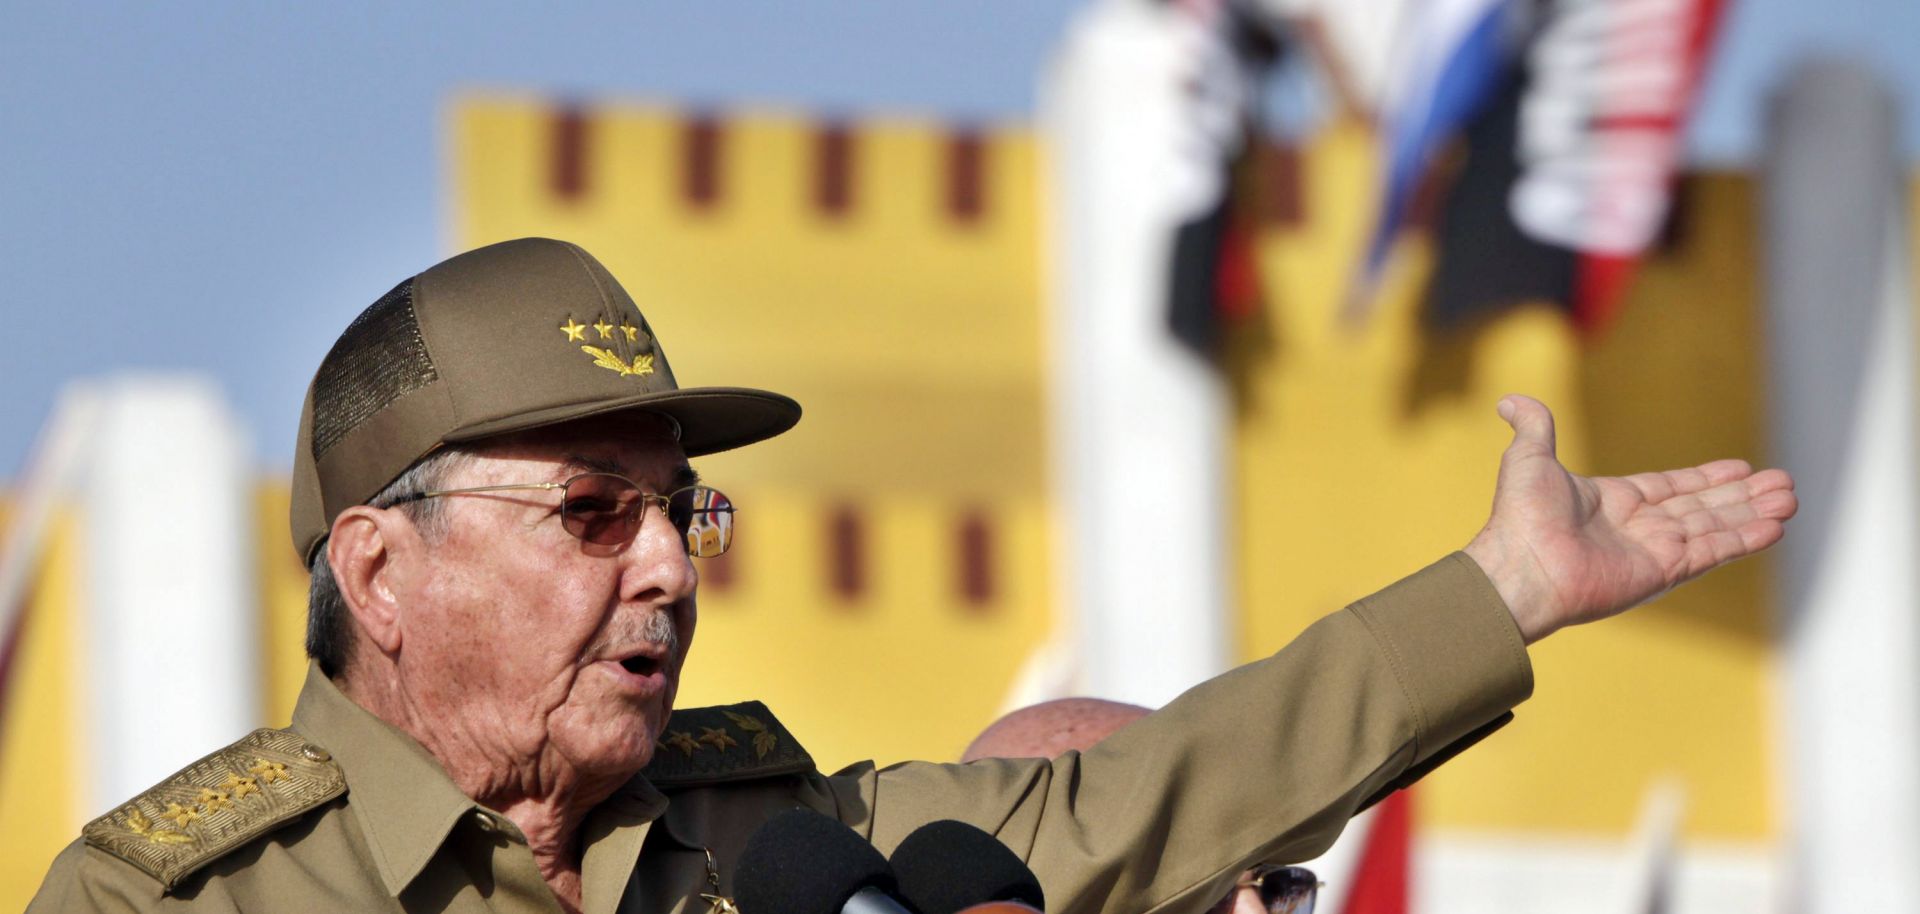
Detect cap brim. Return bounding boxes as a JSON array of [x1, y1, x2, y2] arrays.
[[442, 386, 801, 457]]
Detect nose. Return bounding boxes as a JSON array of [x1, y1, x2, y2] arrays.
[[618, 496, 698, 605]]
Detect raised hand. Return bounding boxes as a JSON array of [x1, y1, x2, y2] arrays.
[[1462, 395, 1798, 644]]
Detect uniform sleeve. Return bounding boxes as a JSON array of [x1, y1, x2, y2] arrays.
[[819, 552, 1534, 914]]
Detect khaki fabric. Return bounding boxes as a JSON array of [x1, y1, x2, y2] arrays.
[[29, 553, 1531, 914]]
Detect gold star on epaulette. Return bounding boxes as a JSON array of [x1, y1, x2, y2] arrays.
[[698, 727, 737, 751], [196, 788, 232, 813], [162, 802, 200, 828], [560, 318, 587, 342], [84, 728, 348, 891], [593, 319, 615, 340], [222, 774, 259, 800], [663, 730, 700, 756]]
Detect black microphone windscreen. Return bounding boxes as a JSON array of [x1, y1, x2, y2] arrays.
[[890, 820, 1046, 914], [735, 808, 901, 914]]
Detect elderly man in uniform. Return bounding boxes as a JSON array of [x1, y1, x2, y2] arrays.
[[28, 239, 1797, 913]]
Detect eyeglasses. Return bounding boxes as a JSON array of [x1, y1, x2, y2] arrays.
[[388, 473, 735, 557], [1233, 865, 1320, 914]]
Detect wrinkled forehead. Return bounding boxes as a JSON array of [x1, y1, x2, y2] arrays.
[[456, 412, 692, 486]]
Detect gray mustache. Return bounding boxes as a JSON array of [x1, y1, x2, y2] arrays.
[[641, 608, 679, 655], [588, 607, 681, 661]]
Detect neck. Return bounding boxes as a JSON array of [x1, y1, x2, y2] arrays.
[[335, 666, 626, 913]]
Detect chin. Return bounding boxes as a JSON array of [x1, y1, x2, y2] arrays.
[[566, 727, 663, 779], [550, 699, 671, 777]]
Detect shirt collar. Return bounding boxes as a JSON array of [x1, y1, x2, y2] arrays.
[[290, 663, 479, 895]]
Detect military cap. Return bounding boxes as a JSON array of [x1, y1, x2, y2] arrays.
[[290, 237, 800, 564]]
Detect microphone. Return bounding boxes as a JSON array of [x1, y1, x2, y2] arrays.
[[734, 808, 915, 914], [890, 820, 1046, 914]]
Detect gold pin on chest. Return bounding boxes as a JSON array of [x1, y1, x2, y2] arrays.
[[699, 846, 740, 914]]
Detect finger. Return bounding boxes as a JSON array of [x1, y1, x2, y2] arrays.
[[1686, 473, 1798, 513], [1683, 519, 1787, 578], [1625, 459, 1754, 503], [1683, 528, 1756, 577], [1740, 518, 1787, 553], [1697, 459, 1756, 487], [1624, 468, 1693, 503], [1498, 394, 1556, 459], [1752, 487, 1798, 521], [1680, 501, 1754, 538], [1745, 467, 1795, 496], [1669, 482, 1796, 535]]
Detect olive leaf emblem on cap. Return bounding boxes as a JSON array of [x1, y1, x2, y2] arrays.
[[560, 316, 655, 378]]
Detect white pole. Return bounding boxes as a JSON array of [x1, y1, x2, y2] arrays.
[[1764, 61, 1920, 914], [80, 376, 257, 811], [1040, 0, 1236, 706]]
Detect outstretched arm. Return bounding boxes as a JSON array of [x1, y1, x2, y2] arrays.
[[1463, 395, 1799, 644]]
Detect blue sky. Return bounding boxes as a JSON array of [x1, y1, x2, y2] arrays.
[[2, 0, 1916, 479]]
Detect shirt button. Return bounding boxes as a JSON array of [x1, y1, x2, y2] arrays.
[[472, 811, 499, 833]]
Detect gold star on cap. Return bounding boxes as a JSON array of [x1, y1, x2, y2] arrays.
[[560, 318, 587, 342], [593, 319, 615, 340]]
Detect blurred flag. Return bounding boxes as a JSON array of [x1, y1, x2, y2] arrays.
[[1339, 789, 1412, 914], [1349, 0, 1522, 317], [1162, 0, 1281, 357], [1425, 0, 1729, 334]]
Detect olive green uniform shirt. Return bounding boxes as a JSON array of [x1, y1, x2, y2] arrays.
[[29, 553, 1531, 914]]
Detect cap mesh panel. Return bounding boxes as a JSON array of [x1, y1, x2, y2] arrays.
[[310, 278, 438, 458]]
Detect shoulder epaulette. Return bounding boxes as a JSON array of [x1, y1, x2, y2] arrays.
[[83, 727, 346, 891], [642, 701, 814, 788]]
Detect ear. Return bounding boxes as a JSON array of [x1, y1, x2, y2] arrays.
[[327, 505, 422, 656]]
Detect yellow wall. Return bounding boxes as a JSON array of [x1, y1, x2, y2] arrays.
[[0, 513, 87, 909]]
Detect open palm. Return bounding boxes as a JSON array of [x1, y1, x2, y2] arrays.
[[1464, 396, 1798, 643]]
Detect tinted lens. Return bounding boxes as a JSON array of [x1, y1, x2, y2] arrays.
[[1256, 866, 1317, 914], [671, 485, 735, 558], [559, 474, 645, 545]]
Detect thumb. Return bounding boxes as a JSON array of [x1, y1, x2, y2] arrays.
[[1498, 394, 1557, 459]]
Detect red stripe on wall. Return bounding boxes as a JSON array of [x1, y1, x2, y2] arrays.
[[814, 122, 856, 217], [945, 129, 987, 223], [827, 505, 865, 601], [955, 510, 994, 608], [681, 114, 724, 209], [550, 106, 590, 201]]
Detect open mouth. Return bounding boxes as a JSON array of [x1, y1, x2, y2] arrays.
[[619, 654, 663, 677]]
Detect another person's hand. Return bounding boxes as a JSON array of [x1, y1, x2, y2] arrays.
[[1463, 395, 1797, 644]]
